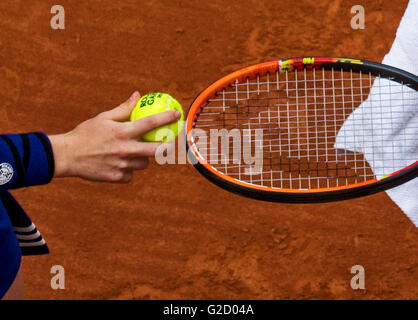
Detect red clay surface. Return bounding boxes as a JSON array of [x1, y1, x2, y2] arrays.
[[1, 0, 417, 299]]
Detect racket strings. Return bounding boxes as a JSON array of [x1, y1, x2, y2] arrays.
[[192, 67, 417, 190]]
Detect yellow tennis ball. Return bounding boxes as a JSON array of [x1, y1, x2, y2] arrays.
[[130, 92, 184, 142]]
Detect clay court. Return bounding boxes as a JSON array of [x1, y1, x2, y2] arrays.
[[1, 0, 417, 299]]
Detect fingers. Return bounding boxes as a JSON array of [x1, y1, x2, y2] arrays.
[[111, 170, 134, 184], [110, 158, 149, 183], [102, 91, 141, 121], [126, 110, 181, 139], [116, 141, 161, 158], [126, 157, 149, 170], [116, 157, 149, 170]]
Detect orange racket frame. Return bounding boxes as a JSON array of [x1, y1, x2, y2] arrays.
[[185, 57, 418, 202]]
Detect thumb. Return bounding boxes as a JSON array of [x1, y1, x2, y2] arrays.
[[104, 91, 141, 121]]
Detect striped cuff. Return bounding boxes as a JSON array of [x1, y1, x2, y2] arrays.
[[14, 222, 49, 255], [1, 191, 49, 256]]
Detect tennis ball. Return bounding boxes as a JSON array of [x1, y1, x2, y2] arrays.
[[130, 92, 184, 142]]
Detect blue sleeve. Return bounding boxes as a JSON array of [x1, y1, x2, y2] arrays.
[[0, 132, 54, 190], [0, 199, 21, 299]]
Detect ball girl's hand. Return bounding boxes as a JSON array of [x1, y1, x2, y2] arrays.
[[49, 91, 181, 182]]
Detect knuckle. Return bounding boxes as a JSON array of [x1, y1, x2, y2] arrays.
[[108, 171, 124, 182], [114, 144, 131, 158], [113, 125, 128, 139], [118, 160, 130, 169], [113, 146, 125, 157]]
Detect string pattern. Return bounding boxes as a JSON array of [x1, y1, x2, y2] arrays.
[[192, 67, 417, 190]]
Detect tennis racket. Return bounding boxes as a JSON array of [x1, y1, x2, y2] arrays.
[[185, 57, 418, 202]]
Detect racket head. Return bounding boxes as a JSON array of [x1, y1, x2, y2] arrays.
[[186, 57, 418, 202]]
